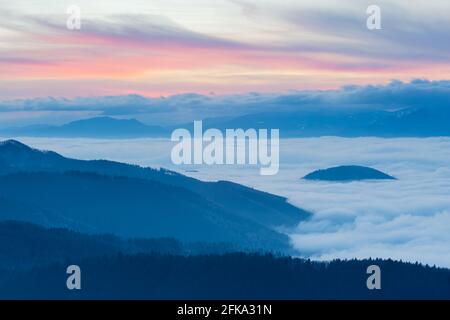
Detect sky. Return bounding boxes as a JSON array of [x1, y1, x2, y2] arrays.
[[1, 0, 450, 269], [1, 0, 450, 99]]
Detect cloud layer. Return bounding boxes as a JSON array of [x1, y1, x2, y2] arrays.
[[10, 136, 450, 267], [1, 79, 449, 127]]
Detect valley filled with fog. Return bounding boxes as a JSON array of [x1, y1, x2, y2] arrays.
[[9, 136, 450, 267]]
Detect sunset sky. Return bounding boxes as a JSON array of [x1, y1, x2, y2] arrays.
[[1, 0, 450, 99]]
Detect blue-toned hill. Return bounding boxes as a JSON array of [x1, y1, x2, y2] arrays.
[[0, 117, 166, 138], [0, 140, 310, 251], [303, 165, 396, 181], [0, 140, 308, 228]]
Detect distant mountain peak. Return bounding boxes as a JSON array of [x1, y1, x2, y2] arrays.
[[75, 116, 134, 121], [67, 116, 143, 125], [0, 117, 166, 138], [62, 117, 155, 134]]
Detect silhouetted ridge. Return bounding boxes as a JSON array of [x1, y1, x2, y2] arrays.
[[0, 140, 310, 252], [0, 220, 240, 270], [1, 252, 449, 299]]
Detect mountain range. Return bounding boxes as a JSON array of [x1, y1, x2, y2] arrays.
[[198, 104, 450, 137], [1, 102, 449, 138], [0, 117, 166, 138], [0, 139, 310, 251]]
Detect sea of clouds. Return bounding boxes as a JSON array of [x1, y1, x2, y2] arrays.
[[7, 136, 450, 267]]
